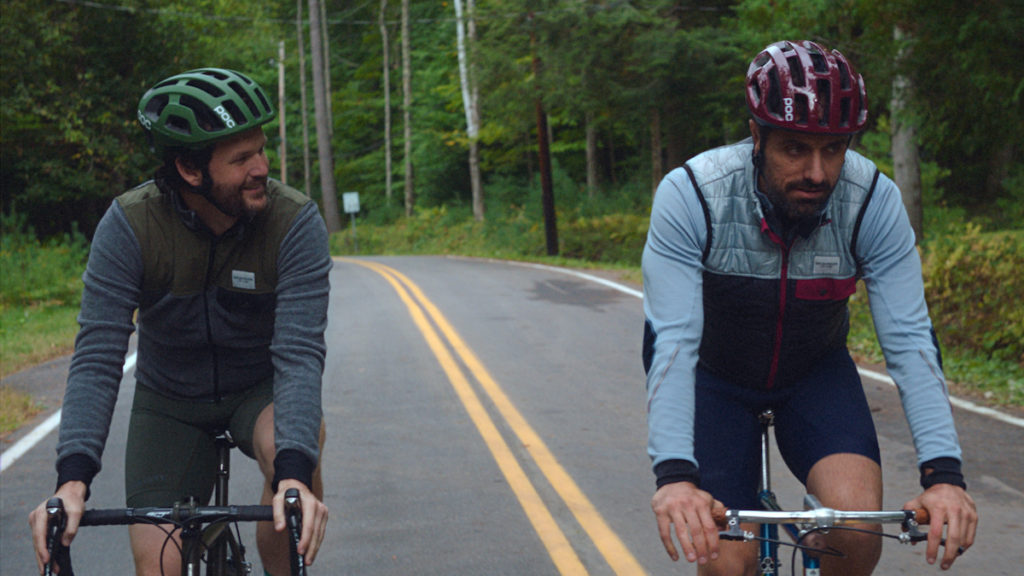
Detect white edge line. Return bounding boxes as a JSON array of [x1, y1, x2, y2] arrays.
[[0, 352, 137, 474], [515, 259, 1024, 430]]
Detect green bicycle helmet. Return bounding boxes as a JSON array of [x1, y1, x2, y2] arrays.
[[137, 68, 276, 155]]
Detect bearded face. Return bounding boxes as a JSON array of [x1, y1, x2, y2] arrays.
[[752, 121, 849, 224]]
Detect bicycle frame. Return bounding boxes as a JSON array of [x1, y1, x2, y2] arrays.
[[756, 409, 820, 576], [205, 432, 239, 575]]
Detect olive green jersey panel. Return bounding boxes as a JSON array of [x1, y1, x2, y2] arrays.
[[116, 180, 309, 299]]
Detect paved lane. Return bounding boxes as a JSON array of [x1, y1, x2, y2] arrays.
[[3, 255, 1022, 574]]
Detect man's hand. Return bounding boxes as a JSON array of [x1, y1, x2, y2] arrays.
[[904, 483, 978, 570], [273, 479, 328, 565], [651, 481, 723, 564], [28, 481, 87, 575]]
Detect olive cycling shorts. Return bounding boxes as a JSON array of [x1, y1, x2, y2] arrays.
[[124, 379, 274, 507], [693, 347, 881, 509]]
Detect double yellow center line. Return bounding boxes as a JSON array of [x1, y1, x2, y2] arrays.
[[344, 258, 646, 576]]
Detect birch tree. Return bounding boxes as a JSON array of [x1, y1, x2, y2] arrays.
[[380, 0, 393, 203], [402, 0, 414, 216], [454, 0, 484, 220]]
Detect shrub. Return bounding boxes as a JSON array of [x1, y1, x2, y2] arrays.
[[561, 213, 648, 265], [922, 224, 1023, 365]]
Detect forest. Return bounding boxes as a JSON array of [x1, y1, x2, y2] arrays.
[[2, 0, 1022, 240], [1, 1, 1022, 398]]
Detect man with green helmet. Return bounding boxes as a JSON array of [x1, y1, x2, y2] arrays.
[[29, 68, 331, 575]]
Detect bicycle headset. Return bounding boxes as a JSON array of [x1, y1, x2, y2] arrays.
[[746, 40, 868, 134], [137, 68, 276, 156]]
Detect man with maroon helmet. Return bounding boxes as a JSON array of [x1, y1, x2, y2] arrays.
[[642, 40, 977, 575]]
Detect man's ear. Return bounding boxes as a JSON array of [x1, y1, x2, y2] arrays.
[[749, 119, 761, 155], [175, 157, 203, 187]]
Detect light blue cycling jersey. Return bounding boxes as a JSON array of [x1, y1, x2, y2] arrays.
[[642, 138, 961, 475]]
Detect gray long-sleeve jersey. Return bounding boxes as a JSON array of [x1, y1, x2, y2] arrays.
[[55, 179, 331, 490]]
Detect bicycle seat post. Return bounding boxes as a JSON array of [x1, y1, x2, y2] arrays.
[[214, 431, 235, 507], [759, 409, 775, 494]]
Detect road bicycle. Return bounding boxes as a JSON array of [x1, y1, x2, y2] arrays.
[[710, 409, 935, 576], [43, 431, 307, 576]]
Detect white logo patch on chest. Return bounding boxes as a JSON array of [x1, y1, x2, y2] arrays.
[[232, 270, 256, 290], [812, 256, 841, 275]]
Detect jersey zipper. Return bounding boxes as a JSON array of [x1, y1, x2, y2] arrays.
[[761, 220, 790, 390], [203, 237, 221, 401]]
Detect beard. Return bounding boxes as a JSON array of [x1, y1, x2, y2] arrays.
[[759, 168, 835, 225], [197, 170, 268, 219]]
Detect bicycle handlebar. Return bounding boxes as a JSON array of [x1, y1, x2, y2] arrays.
[[44, 488, 305, 575], [77, 504, 274, 526], [712, 505, 930, 529]]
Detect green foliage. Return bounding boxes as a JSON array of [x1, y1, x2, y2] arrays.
[[560, 213, 649, 264], [0, 212, 88, 309], [333, 175, 650, 267], [847, 221, 1024, 406], [921, 224, 1023, 365]]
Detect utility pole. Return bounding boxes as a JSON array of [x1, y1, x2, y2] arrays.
[[278, 40, 287, 185], [308, 0, 341, 233], [296, 0, 312, 196]]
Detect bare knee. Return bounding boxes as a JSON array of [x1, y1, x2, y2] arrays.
[[130, 524, 180, 576], [699, 539, 758, 576]]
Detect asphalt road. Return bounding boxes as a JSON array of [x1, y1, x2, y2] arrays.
[[2, 255, 1022, 574]]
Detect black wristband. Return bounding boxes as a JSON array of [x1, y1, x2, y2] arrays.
[[919, 457, 966, 490], [56, 453, 98, 501], [654, 459, 700, 490], [271, 449, 316, 493]]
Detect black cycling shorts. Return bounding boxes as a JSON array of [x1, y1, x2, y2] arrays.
[[693, 347, 881, 509], [124, 379, 274, 507]]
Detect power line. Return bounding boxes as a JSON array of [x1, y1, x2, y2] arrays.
[[55, 0, 726, 28]]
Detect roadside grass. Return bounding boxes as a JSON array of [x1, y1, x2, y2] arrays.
[[0, 385, 44, 438], [0, 304, 80, 379]]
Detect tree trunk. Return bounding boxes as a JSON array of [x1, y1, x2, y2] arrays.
[[277, 40, 287, 185], [402, 0, 415, 216], [320, 0, 332, 137], [650, 107, 663, 198], [308, 0, 341, 233], [586, 110, 598, 199], [530, 30, 557, 256], [297, 0, 312, 197], [454, 0, 484, 220], [380, 0, 393, 203], [891, 25, 923, 243]]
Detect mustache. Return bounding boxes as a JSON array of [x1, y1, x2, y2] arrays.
[[787, 180, 831, 193]]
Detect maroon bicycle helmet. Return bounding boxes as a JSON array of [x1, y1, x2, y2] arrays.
[[746, 40, 868, 134]]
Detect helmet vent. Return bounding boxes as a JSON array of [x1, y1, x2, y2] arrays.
[[165, 114, 193, 136], [816, 79, 831, 126], [143, 94, 169, 123], [230, 81, 262, 119], [185, 78, 225, 98], [837, 60, 851, 90], [787, 55, 806, 87], [180, 94, 226, 132]]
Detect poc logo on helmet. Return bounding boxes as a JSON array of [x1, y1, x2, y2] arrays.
[[137, 110, 152, 130], [213, 105, 236, 129], [783, 97, 795, 122]]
